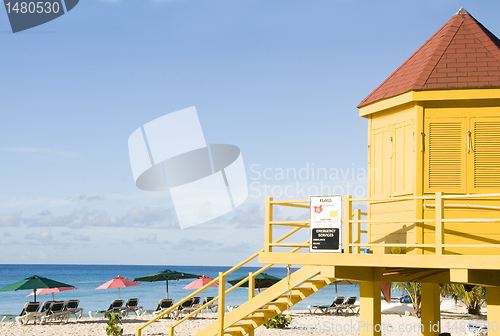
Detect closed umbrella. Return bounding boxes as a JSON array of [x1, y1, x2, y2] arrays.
[[27, 286, 77, 301], [96, 276, 141, 300], [134, 269, 200, 299], [228, 272, 281, 293], [0, 275, 75, 302]]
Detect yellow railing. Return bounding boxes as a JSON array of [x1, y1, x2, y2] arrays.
[[264, 193, 500, 255], [135, 224, 308, 336], [136, 193, 500, 336]]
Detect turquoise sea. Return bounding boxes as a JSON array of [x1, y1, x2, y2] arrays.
[[0, 264, 359, 316]]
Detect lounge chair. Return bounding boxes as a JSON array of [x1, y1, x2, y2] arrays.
[[334, 296, 359, 315], [88, 299, 124, 317], [17, 301, 55, 325], [151, 299, 174, 318], [39, 301, 71, 324], [1, 301, 41, 325], [119, 298, 143, 317], [173, 297, 201, 319], [308, 296, 345, 314], [63, 300, 84, 319], [466, 323, 488, 336], [202, 297, 218, 313]]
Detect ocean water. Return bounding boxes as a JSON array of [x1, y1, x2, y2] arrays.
[[0, 264, 359, 316]]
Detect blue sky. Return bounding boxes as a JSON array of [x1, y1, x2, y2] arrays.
[[1, 0, 499, 265]]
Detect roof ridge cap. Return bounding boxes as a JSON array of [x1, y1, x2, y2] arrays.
[[456, 8, 469, 15]]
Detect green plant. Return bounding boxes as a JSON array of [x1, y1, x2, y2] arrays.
[[264, 314, 292, 329], [104, 312, 123, 336], [393, 282, 421, 317], [441, 284, 486, 315]]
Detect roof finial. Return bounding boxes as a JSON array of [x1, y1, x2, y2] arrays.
[[456, 8, 469, 15]]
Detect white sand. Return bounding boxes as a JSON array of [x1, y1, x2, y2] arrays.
[[0, 301, 489, 336]]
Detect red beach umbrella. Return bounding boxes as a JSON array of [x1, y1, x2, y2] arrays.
[[183, 276, 218, 290], [184, 276, 218, 304], [27, 286, 77, 301], [96, 276, 141, 300]]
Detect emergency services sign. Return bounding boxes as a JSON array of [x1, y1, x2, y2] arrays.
[[310, 196, 342, 252]]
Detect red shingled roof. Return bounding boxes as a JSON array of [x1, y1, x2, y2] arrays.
[[358, 9, 500, 108]]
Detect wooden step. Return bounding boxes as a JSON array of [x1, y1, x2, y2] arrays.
[[314, 276, 334, 285], [288, 288, 314, 298], [249, 309, 278, 318], [299, 279, 328, 291], [273, 294, 304, 306], [223, 328, 243, 336], [266, 301, 289, 310], [241, 316, 265, 327], [225, 322, 252, 334]]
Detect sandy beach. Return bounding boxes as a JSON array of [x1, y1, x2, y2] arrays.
[[0, 301, 489, 336]]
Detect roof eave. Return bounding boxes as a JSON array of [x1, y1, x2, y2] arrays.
[[358, 87, 500, 117]]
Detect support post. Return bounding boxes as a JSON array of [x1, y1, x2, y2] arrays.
[[435, 192, 443, 255], [343, 195, 352, 254], [218, 272, 225, 336], [359, 281, 381, 336], [353, 209, 361, 254], [420, 283, 440, 336], [264, 197, 273, 252], [248, 272, 255, 300], [488, 286, 500, 335]]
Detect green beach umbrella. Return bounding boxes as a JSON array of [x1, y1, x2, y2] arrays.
[[133, 269, 200, 299], [0, 275, 75, 302], [228, 272, 282, 293]]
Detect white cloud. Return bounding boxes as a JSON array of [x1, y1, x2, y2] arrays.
[[74, 235, 91, 242], [137, 233, 168, 245], [7, 206, 178, 228], [25, 229, 53, 242], [65, 195, 104, 203], [172, 238, 221, 251], [232, 205, 263, 228], [216, 242, 251, 254], [0, 212, 23, 226]]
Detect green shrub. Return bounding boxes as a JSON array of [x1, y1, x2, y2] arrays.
[[441, 284, 486, 315], [104, 312, 123, 336], [264, 314, 292, 329]]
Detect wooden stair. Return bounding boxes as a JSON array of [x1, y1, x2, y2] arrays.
[[194, 265, 332, 336]]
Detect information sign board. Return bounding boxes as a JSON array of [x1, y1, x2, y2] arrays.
[[309, 196, 342, 253]]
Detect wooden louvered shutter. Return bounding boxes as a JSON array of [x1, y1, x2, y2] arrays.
[[425, 119, 466, 193], [470, 118, 500, 192]]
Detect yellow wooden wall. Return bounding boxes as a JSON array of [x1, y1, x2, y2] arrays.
[[369, 103, 416, 197], [368, 103, 420, 254]]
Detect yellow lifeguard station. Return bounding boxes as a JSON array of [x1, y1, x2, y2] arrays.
[[137, 9, 500, 336]]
